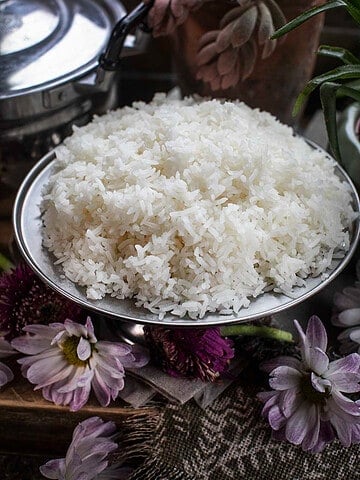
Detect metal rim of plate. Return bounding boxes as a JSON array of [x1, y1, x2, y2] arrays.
[[13, 143, 360, 327]]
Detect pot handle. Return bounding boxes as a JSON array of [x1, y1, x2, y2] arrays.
[[96, 1, 154, 84]]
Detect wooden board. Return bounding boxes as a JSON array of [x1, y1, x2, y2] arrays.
[[0, 373, 159, 456]]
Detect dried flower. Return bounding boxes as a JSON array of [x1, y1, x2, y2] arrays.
[[40, 416, 132, 480], [144, 0, 205, 37], [258, 316, 360, 452], [0, 262, 83, 340], [332, 260, 360, 354], [12, 317, 149, 411], [0, 337, 16, 388], [144, 326, 234, 381], [196, 0, 286, 90]]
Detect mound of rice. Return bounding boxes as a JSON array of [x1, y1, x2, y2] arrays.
[[41, 93, 356, 319]]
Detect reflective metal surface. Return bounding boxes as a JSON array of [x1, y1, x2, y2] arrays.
[[13, 148, 360, 327], [0, 0, 125, 95], [0, 0, 126, 139], [0, 0, 151, 138]]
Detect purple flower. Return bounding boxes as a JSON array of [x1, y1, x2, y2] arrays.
[[0, 262, 83, 340], [12, 317, 149, 411], [40, 416, 132, 480], [258, 316, 360, 452], [0, 337, 16, 388], [144, 326, 234, 381], [332, 260, 360, 354]]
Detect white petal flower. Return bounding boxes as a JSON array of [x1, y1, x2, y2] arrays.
[[12, 317, 149, 411], [40, 416, 133, 480], [258, 316, 360, 452]]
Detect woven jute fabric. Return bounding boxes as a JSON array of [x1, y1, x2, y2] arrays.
[[128, 377, 360, 480]]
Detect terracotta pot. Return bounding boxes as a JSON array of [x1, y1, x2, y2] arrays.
[[171, 0, 325, 125]]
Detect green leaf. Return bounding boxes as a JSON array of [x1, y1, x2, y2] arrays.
[[345, 0, 360, 8], [339, 78, 360, 91], [317, 45, 360, 65], [320, 81, 360, 162], [319, 82, 342, 161], [345, 1, 360, 23], [0, 253, 13, 272], [271, 0, 346, 39], [293, 64, 360, 115]]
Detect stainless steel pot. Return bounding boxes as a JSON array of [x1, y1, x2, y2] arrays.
[[0, 0, 152, 212]]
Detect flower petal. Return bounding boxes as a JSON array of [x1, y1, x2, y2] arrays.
[[72, 417, 116, 443], [333, 286, 360, 312], [327, 352, 360, 376], [327, 372, 360, 393], [85, 316, 97, 342], [330, 390, 360, 417], [26, 356, 70, 386], [285, 401, 310, 445], [0, 362, 13, 387], [350, 329, 360, 344], [330, 414, 353, 447], [122, 343, 150, 368], [39, 459, 66, 479], [269, 366, 301, 391], [69, 384, 91, 412], [294, 320, 310, 365], [77, 338, 92, 361], [307, 419, 335, 453], [311, 372, 332, 394], [12, 336, 51, 355], [23, 323, 64, 337], [337, 308, 360, 327], [350, 423, 360, 443], [280, 387, 302, 418], [96, 341, 132, 357], [92, 370, 112, 407], [306, 315, 328, 351], [0, 338, 15, 358], [260, 355, 302, 374], [301, 404, 321, 451], [268, 404, 287, 430], [57, 368, 93, 393], [64, 319, 88, 338], [308, 347, 329, 375]]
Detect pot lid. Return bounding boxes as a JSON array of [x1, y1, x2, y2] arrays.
[[0, 0, 126, 98]]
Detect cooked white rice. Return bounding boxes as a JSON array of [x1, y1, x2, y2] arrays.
[[41, 93, 356, 319]]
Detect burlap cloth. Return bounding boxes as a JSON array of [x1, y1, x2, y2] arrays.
[[126, 374, 359, 480], [1, 373, 358, 480]]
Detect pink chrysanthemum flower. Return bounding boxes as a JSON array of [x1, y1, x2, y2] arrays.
[[258, 316, 360, 453], [0, 262, 83, 340], [0, 337, 16, 388], [144, 326, 234, 381], [40, 416, 132, 480], [12, 317, 149, 411]]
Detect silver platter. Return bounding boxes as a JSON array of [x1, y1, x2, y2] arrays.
[[13, 147, 360, 327]]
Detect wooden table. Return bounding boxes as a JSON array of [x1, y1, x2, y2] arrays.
[[0, 362, 159, 457]]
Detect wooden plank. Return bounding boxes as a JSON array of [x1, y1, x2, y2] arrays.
[[0, 373, 159, 456]]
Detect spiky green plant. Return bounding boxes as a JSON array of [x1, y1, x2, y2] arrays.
[[272, 0, 360, 163]]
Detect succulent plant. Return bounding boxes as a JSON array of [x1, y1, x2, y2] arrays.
[[196, 0, 286, 90], [144, 0, 207, 37], [145, 0, 286, 90]]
